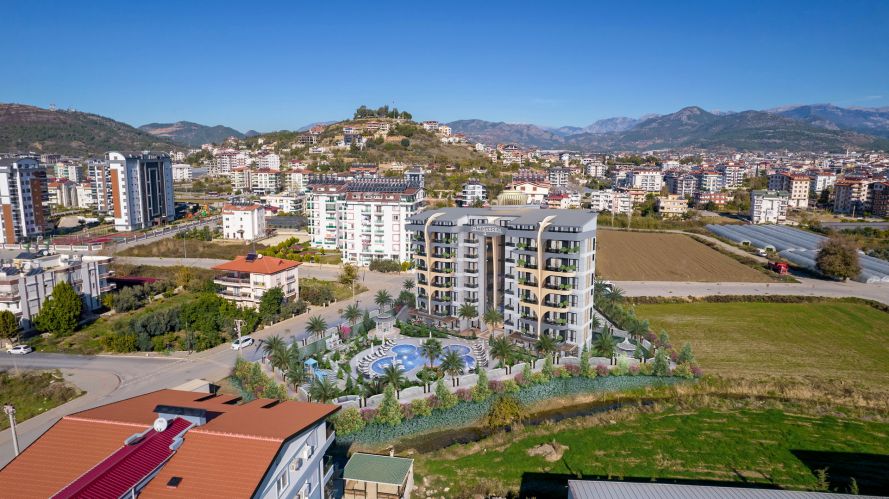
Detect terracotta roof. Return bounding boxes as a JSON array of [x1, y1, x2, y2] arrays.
[[212, 255, 301, 275], [0, 390, 339, 498]]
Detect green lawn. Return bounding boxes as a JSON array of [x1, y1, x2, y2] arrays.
[[635, 300, 889, 388], [415, 408, 889, 497], [0, 371, 82, 430]]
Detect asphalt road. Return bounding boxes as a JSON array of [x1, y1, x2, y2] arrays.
[[0, 269, 406, 467]]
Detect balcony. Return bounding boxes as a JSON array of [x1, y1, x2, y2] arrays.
[[520, 295, 538, 305], [214, 275, 250, 285], [465, 267, 478, 274], [545, 264, 577, 274]]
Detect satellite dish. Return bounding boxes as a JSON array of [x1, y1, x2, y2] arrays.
[[153, 417, 168, 433]]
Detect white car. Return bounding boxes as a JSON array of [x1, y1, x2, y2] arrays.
[[231, 336, 254, 350], [6, 345, 33, 355]]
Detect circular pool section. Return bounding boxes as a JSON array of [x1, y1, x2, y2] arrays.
[[370, 342, 476, 376]]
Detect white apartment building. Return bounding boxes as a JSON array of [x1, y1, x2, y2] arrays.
[[53, 162, 82, 182], [456, 180, 487, 207], [284, 170, 307, 193], [107, 152, 176, 231], [665, 172, 697, 198], [584, 162, 607, 179], [232, 167, 251, 192], [212, 254, 300, 308], [695, 171, 724, 192], [750, 190, 789, 224], [87, 158, 113, 214], [718, 164, 745, 189], [222, 203, 267, 240], [306, 177, 423, 265], [262, 193, 304, 214], [258, 153, 281, 169], [768, 172, 810, 208], [0, 252, 113, 330], [548, 167, 570, 188], [503, 181, 549, 204], [625, 170, 663, 192], [587, 189, 631, 214], [808, 170, 837, 196], [252, 168, 283, 195], [171, 163, 192, 182], [76, 182, 94, 208], [0, 158, 49, 244], [48, 179, 78, 207]]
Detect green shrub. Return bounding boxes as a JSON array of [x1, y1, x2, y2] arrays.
[[652, 350, 670, 376], [333, 407, 366, 435], [435, 379, 457, 409], [376, 384, 403, 426], [411, 398, 432, 418], [673, 363, 694, 379], [485, 395, 525, 430], [471, 369, 491, 402]]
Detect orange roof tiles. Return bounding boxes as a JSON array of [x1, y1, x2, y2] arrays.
[[212, 255, 301, 275]]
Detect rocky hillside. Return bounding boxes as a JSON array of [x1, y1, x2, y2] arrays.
[[0, 103, 180, 156], [139, 121, 246, 146], [773, 104, 889, 138]]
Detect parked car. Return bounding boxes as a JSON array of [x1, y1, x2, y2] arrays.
[[231, 336, 254, 350], [6, 345, 33, 355]]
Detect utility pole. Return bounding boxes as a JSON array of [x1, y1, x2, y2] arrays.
[[234, 319, 244, 358], [3, 404, 19, 457]]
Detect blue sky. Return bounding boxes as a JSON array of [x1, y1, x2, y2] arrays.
[[3, 0, 888, 131]]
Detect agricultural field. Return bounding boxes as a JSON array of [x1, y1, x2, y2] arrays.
[[636, 300, 889, 389], [596, 230, 771, 282]]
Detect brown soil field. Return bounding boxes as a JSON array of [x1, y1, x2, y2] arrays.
[[596, 230, 771, 282]]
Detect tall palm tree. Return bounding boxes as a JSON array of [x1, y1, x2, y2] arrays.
[[402, 278, 415, 291], [605, 286, 625, 305], [378, 363, 406, 390], [535, 333, 557, 360], [483, 308, 504, 332], [269, 346, 290, 378], [439, 349, 466, 386], [593, 329, 617, 358], [458, 303, 478, 329], [419, 338, 443, 368], [262, 335, 286, 373], [374, 290, 393, 313], [397, 290, 416, 308], [591, 314, 602, 333], [308, 376, 339, 403], [342, 304, 361, 328], [285, 356, 306, 391], [489, 336, 514, 370], [306, 316, 328, 340]]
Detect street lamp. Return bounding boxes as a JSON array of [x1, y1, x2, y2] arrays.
[[3, 404, 19, 456]]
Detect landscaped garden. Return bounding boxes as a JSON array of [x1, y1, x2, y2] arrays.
[[259, 236, 342, 264], [0, 370, 82, 430]]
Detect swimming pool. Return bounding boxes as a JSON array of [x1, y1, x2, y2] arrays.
[[370, 343, 476, 376]]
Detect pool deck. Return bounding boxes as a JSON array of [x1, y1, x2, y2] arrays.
[[348, 334, 480, 381]]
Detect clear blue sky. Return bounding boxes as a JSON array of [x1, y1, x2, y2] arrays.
[[3, 0, 888, 131]]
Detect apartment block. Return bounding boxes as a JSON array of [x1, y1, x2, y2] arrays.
[[872, 182, 889, 218], [172, 163, 192, 181], [0, 252, 113, 330], [833, 178, 873, 215], [0, 158, 49, 243], [456, 180, 487, 207], [107, 152, 175, 231], [212, 254, 300, 308], [768, 172, 810, 208], [656, 194, 688, 218], [750, 190, 789, 224], [695, 170, 724, 192], [664, 172, 697, 198], [87, 158, 113, 214], [717, 164, 745, 190], [548, 167, 570, 188], [407, 208, 598, 349], [625, 169, 663, 192], [48, 179, 78, 207], [222, 203, 267, 240]]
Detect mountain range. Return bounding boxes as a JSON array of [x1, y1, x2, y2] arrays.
[[138, 121, 256, 147], [448, 105, 889, 152]]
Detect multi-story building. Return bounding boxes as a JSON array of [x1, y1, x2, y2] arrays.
[[587, 189, 631, 214], [694, 191, 730, 208], [107, 152, 175, 231], [808, 170, 837, 196], [456, 180, 487, 207], [47, 179, 78, 207], [625, 169, 663, 192], [0, 158, 49, 243], [232, 167, 252, 193], [750, 190, 789, 224], [716, 164, 745, 190], [0, 252, 113, 330], [53, 161, 82, 182], [768, 172, 810, 208], [87, 158, 114, 214], [284, 169, 308, 193], [222, 203, 267, 240], [407, 208, 598, 349], [171, 163, 192, 181], [871, 182, 889, 218], [656, 194, 688, 218], [306, 177, 423, 265], [833, 178, 873, 215], [258, 153, 281, 169], [0, 389, 338, 499], [252, 168, 283, 195], [584, 162, 607, 179], [262, 193, 304, 214], [212, 254, 300, 308], [548, 167, 570, 188], [76, 182, 94, 208], [695, 170, 724, 193], [664, 172, 697, 199]]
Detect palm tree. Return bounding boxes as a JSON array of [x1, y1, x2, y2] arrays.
[[419, 338, 443, 368], [483, 308, 504, 332], [269, 346, 290, 378], [439, 349, 466, 386], [262, 335, 286, 373], [458, 303, 478, 329], [342, 304, 361, 328], [402, 278, 415, 291], [306, 316, 328, 340], [397, 290, 416, 308], [374, 289, 393, 313], [489, 336, 514, 371], [535, 333, 557, 360], [308, 376, 339, 403], [285, 356, 306, 391], [591, 314, 602, 333], [593, 329, 617, 358], [378, 363, 406, 391], [605, 286, 625, 305]]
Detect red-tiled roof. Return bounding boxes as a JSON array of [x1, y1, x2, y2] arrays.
[[212, 255, 301, 275]]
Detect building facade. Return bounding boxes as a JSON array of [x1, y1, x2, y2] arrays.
[[212, 254, 300, 308], [456, 180, 488, 207], [407, 208, 598, 349], [768, 172, 810, 208], [750, 190, 789, 224], [222, 203, 267, 240], [0, 158, 49, 244], [107, 152, 175, 231]]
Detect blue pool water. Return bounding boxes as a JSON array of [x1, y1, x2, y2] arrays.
[[370, 343, 476, 376]]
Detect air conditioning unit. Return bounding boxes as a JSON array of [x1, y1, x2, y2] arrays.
[[289, 461, 298, 472]]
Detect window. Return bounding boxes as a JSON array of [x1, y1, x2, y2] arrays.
[[275, 471, 289, 496]]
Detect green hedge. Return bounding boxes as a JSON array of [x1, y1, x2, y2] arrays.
[[339, 375, 683, 445]]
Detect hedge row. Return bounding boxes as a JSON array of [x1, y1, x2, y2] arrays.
[[626, 295, 889, 314]]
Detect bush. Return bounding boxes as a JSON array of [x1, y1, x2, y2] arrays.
[[411, 398, 432, 418], [456, 388, 472, 401], [673, 363, 694, 379], [471, 369, 491, 402], [485, 395, 525, 430], [639, 362, 654, 376], [360, 408, 378, 422], [596, 364, 610, 377], [435, 379, 457, 409], [368, 259, 402, 273]]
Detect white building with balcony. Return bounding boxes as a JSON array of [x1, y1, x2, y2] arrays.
[[222, 203, 267, 240], [212, 254, 300, 308], [750, 190, 789, 224]]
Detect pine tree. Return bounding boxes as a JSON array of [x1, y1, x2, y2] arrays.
[[375, 384, 403, 426]]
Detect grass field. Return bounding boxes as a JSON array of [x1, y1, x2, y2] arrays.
[[118, 238, 267, 260], [0, 370, 82, 430], [596, 230, 771, 282], [414, 407, 889, 497], [636, 300, 889, 388]]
